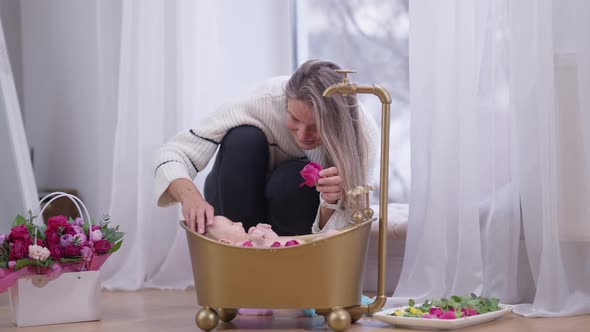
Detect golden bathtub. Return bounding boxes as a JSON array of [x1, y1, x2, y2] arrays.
[[183, 70, 392, 331]]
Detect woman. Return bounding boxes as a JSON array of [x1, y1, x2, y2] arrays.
[[154, 59, 379, 235]]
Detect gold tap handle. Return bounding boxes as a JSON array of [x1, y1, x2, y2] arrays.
[[335, 69, 357, 84]]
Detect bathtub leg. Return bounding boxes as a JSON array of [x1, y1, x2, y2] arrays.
[[316, 308, 330, 319], [195, 307, 219, 331], [327, 307, 351, 332], [348, 310, 362, 323], [216, 308, 238, 322]]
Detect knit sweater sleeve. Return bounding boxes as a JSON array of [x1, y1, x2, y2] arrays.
[[311, 105, 381, 233], [154, 78, 290, 207]]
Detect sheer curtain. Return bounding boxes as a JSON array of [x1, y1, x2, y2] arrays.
[[0, 18, 38, 230], [99, 0, 294, 290], [391, 0, 590, 316], [99, 0, 222, 289]]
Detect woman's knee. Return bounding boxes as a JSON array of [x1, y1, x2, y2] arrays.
[[221, 125, 267, 156]]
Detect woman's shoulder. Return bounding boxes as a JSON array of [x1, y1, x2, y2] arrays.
[[249, 76, 290, 98]]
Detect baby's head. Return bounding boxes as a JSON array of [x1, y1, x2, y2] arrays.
[[205, 216, 249, 244]]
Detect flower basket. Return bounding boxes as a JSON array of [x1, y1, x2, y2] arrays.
[[0, 192, 124, 326]]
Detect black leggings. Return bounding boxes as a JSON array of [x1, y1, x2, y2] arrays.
[[204, 126, 319, 236]]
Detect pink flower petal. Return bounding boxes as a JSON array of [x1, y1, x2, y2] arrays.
[[242, 241, 253, 247], [299, 163, 323, 187], [307, 162, 323, 171], [439, 311, 457, 319], [284, 240, 300, 247], [431, 308, 444, 317], [421, 314, 437, 319]]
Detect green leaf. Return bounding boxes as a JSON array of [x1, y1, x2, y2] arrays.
[[12, 215, 27, 227], [108, 240, 124, 253], [419, 299, 432, 311], [432, 299, 445, 308], [15, 259, 32, 270], [27, 210, 37, 223], [60, 257, 83, 263], [83, 222, 90, 234], [488, 298, 500, 310], [451, 295, 462, 303], [0, 249, 8, 262], [31, 259, 51, 267], [460, 294, 472, 302], [408, 299, 415, 307], [466, 299, 480, 308], [0, 261, 8, 268], [36, 224, 47, 240], [104, 231, 124, 243], [25, 223, 46, 241], [99, 214, 112, 226]]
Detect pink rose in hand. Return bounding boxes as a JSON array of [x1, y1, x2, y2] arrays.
[[299, 162, 323, 188]]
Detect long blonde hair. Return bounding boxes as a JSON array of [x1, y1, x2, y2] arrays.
[[285, 59, 370, 209]]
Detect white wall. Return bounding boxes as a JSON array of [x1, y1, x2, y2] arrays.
[[13, 0, 294, 216], [19, 0, 119, 216]]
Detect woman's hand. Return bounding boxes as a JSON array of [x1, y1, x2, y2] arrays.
[[316, 166, 342, 204], [167, 178, 214, 234]]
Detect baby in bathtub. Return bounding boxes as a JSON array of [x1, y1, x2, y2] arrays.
[[204, 215, 304, 248], [203, 215, 338, 317]]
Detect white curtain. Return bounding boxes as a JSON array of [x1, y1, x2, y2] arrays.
[[391, 0, 590, 317], [99, 0, 219, 289], [99, 0, 294, 290], [0, 17, 38, 231]]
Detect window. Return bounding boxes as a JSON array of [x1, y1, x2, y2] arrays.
[[296, 0, 410, 202]]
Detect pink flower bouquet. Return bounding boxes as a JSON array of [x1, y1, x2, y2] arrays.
[[0, 211, 123, 292]]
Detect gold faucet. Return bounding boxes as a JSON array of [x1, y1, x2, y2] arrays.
[[323, 69, 392, 315], [323, 69, 392, 104]]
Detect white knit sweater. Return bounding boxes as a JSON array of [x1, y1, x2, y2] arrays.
[[154, 76, 380, 233]]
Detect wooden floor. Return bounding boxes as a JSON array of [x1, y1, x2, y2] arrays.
[[0, 290, 588, 331]]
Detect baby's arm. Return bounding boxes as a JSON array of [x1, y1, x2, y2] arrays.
[[255, 223, 272, 229], [249, 229, 268, 247]]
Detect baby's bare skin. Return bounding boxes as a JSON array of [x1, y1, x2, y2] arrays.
[[205, 216, 302, 247]]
